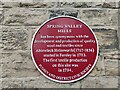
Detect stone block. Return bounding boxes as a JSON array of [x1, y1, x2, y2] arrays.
[[92, 2, 118, 8], [102, 2, 118, 8], [0, 64, 1, 78], [57, 2, 93, 8], [23, 76, 80, 88], [48, 9, 79, 18], [1, 52, 40, 78], [0, 0, 33, 3], [2, 26, 28, 50], [103, 51, 119, 76], [1, 78, 23, 88], [1, 2, 20, 8], [26, 26, 39, 50], [56, 2, 119, 8], [1, 2, 54, 8], [19, 2, 57, 8], [0, 25, 2, 50], [104, 59, 118, 76], [118, 1, 120, 8], [3, 8, 48, 26], [92, 28, 118, 50], [89, 55, 105, 76], [0, 8, 3, 24], [0, 79, 1, 90], [80, 9, 118, 26], [103, 50, 119, 59], [81, 76, 118, 88]]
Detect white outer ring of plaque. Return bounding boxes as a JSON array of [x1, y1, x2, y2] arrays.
[[31, 16, 99, 83]]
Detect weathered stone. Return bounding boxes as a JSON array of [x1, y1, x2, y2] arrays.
[[102, 2, 115, 8], [19, 2, 39, 7], [81, 76, 118, 88], [119, 77, 120, 89], [104, 59, 118, 76], [0, 79, 1, 90], [103, 1, 119, 8], [1, 2, 119, 9], [0, 8, 3, 24], [23, 76, 80, 88], [57, 2, 92, 8], [57, 2, 75, 8], [2, 2, 20, 8], [2, 78, 23, 88], [49, 9, 78, 18], [0, 26, 2, 50], [74, 2, 92, 8], [92, 2, 104, 8], [31, 0, 60, 2], [21, 26, 39, 50], [100, 32, 117, 49], [103, 51, 119, 76], [118, 1, 120, 8], [0, 1, 3, 8], [57, 2, 119, 8], [107, 9, 118, 25], [0, 53, 2, 79], [80, 9, 118, 26], [89, 55, 105, 76], [1, 52, 40, 78], [20, 2, 57, 8], [2, 26, 28, 50], [92, 28, 118, 50], [0, 0, 33, 3], [49, 10, 64, 18], [118, 9, 120, 50], [103, 50, 119, 59], [3, 8, 48, 26]]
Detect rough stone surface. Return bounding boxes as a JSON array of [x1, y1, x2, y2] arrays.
[[81, 76, 118, 88], [0, 79, 1, 90], [19, 2, 57, 8], [104, 59, 118, 76], [2, 78, 23, 88], [1, 2, 20, 8], [0, 8, 3, 24], [3, 8, 48, 26], [89, 55, 105, 76], [48, 9, 79, 18], [1, 52, 40, 78], [118, 8, 120, 50], [0, 26, 2, 50], [93, 28, 119, 50], [2, 26, 28, 50], [23, 76, 80, 88], [57, 2, 119, 9], [103, 50, 119, 59], [80, 9, 118, 26], [21, 26, 39, 50], [0, 2, 119, 8], [0, 53, 2, 79], [102, 51, 119, 76]]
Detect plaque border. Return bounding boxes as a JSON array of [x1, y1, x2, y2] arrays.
[[31, 16, 99, 83]]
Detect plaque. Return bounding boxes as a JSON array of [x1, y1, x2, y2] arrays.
[[31, 16, 98, 83]]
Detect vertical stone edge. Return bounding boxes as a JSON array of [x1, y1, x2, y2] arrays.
[[26, 27, 33, 51], [118, 7, 120, 89], [0, 5, 3, 90], [0, 52, 2, 89], [118, 9, 120, 50]]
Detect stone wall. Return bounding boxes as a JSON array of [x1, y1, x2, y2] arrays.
[[0, 0, 120, 89]]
